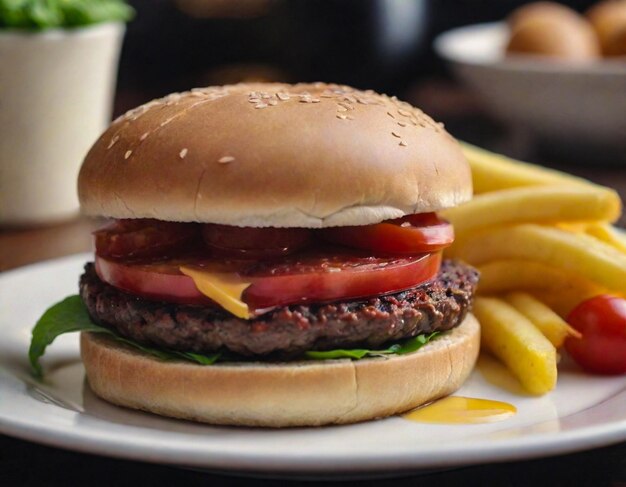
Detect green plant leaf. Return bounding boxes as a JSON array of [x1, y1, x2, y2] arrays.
[[304, 332, 441, 361], [0, 0, 134, 29], [305, 349, 371, 360], [28, 295, 219, 378], [29, 295, 103, 377]]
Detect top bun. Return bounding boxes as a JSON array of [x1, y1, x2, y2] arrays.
[[78, 82, 471, 228]]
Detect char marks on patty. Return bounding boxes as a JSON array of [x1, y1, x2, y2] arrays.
[[79, 260, 478, 358]]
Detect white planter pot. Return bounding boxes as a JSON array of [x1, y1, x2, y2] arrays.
[[0, 22, 125, 225]]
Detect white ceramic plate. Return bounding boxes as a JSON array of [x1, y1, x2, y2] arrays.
[[2, 254, 626, 478], [434, 23, 626, 160]]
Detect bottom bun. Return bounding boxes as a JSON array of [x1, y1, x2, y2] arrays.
[[81, 313, 480, 427]]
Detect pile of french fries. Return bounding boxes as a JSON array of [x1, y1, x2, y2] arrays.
[[441, 143, 625, 395]]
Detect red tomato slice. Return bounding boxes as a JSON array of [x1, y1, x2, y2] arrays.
[[565, 295, 626, 375], [321, 213, 454, 254], [94, 219, 199, 259], [95, 256, 210, 305], [243, 251, 441, 312], [201, 224, 312, 259], [94, 250, 441, 315]]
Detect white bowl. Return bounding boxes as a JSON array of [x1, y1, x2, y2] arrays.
[[434, 23, 626, 161]]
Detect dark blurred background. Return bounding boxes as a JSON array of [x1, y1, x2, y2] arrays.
[[114, 0, 606, 161], [117, 0, 599, 103]]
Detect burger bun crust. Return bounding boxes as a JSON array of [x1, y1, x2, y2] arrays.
[[81, 313, 480, 427], [78, 83, 472, 228]]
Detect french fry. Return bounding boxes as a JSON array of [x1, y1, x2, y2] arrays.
[[449, 224, 626, 293], [585, 223, 626, 254], [460, 142, 591, 193], [556, 222, 589, 233], [441, 186, 621, 234], [504, 292, 581, 347], [532, 289, 595, 319], [477, 260, 605, 317], [473, 297, 557, 394]]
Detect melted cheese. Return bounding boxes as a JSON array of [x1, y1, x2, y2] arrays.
[[179, 266, 252, 319]]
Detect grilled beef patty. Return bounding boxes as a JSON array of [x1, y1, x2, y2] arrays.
[[79, 260, 478, 358]]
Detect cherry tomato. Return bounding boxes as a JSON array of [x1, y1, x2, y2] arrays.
[[321, 213, 454, 254], [94, 219, 199, 259], [94, 250, 441, 315], [201, 224, 312, 259], [565, 295, 626, 375]]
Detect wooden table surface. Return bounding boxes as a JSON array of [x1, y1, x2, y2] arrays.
[[2, 83, 626, 487]]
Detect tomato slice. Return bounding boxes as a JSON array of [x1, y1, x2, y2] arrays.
[[201, 224, 312, 259], [565, 295, 626, 375], [241, 250, 441, 311], [94, 219, 199, 259], [321, 213, 454, 254], [94, 250, 441, 315], [95, 256, 211, 305]]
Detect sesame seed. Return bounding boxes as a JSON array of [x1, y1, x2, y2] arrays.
[[336, 114, 347, 120], [107, 135, 120, 149], [398, 109, 411, 117], [400, 221, 411, 227], [338, 102, 353, 110], [140, 132, 149, 141], [399, 141, 407, 147], [124, 150, 132, 159], [248, 98, 261, 103], [337, 106, 348, 112], [346, 115, 354, 120], [391, 131, 401, 138], [255, 103, 268, 109], [179, 148, 188, 159], [356, 98, 369, 105], [218, 156, 235, 164], [276, 92, 290, 101], [268, 99, 278, 106], [397, 121, 407, 127], [387, 111, 395, 119], [311, 98, 320, 103]]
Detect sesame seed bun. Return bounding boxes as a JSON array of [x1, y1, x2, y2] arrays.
[[78, 82, 471, 228], [80, 313, 480, 427]]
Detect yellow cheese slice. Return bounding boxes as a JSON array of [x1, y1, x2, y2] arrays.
[[179, 266, 252, 319]]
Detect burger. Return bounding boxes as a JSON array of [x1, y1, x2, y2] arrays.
[[30, 82, 479, 427]]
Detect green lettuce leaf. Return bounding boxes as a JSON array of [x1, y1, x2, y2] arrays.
[[0, 0, 134, 30], [305, 349, 372, 360], [304, 331, 440, 361], [29, 296, 442, 378], [29, 295, 219, 378]]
